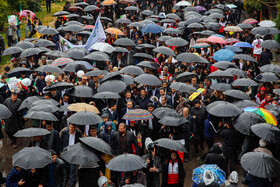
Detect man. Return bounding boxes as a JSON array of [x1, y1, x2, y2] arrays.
[[119, 91, 136, 109], [157, 96, 172, 108], [121, 100, 135, 125], [146, 103, 160, 140], [260, 49, 273, 66], [182, 107, 195, 162], [158, 87, 172, 106], [46, 0, 52, 13], [4, 92, 22, 148], [260, 93, 278, 108], [6, 166, 29, 187], [43, 122, 60, 155], [252, 34, 263, 59], [98, 113, 116, 132], [6, 23, 17, 47], [170, 88, 180, 109], [25, 12, 33, 38], [103, 101, 119, 125], [99, 121, 115, 146], [120, 170, 146, 186], [136, 88, 150, 109], [0, 34, 5, 63]]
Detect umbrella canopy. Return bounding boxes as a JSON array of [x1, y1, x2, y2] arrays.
[[207, 101, 243, 117], [68, 111, 102, 125], [175, 1, 191, 7], [53, 11, 70, 16], [187, 22, 204, 29], [114, 38, 136, 47], [46, 51, 68, 58], [237, 23, 253, 29], [121, 74, 137, 85], [260, 64, 280, 73], [241, 152, 280, 178], [252, 27, 270, 35], [233, 112, 266, 135], [155, 138, 187, 153], [18, 96, 43, 111], [137, 61, 157, 70], [97, 80, 126, 93], [29, 104, 59, 113], [176, 53, 202, 63], [123, 184, 145, 187], [213, 49, 235, 61], [66, 48, 88, 60], [93, 91, 121, 99], [251, 123, 280, 144], [225, 68, 247, 77], [205, 22, 221, 30], [153, 46, 176, 56], [232, 78, 259, 87], [223, 89, 251, 100], [242, 18, 258, 24], [212, 61, 237, 70], [223, 38, 240, 45], [91, 42, 116, 53], [258, 20, 276, 27], [133, 53, 154, 60], [233, 42, 253, 48], [166, 13, 182, 20], [142, 10, 153, 16], [166, 37, 189, 47], [35, 39, 56, 47], [207, 36, 225, 44], [24, 111, 58, 121], [116, 18, 132, 24], [2, 46, 23, 56], [99, 71, 122, 82], [0, 104, 12, 119], [64, 24, 84, 33], [30, 99, 59, 108], [193, 164, 226, 185], [176, 72, 197, 82], [14, 128, 50, 137], [43, 82, 74, 91], [51, 57, 73, 66], [62, 63, 87, 72], [170, 82, 196, 93], [141, 24, 164, 34], [102, 0, 117, 6], [124, 6, 139, 11], [268, 27, 280, 35], [61, 142, 99, 165], [106, 153, 146, 171], [158, 36, 172, 42], [207, 70, 234, 79], [85, 70, 109, 77], [68, 103, 99, 113], [134, 74, 162, 86], [68, 85, 94, 98], [255, 72, 279, 82], [36, 65, 64, 74], [260, 40, 280, 50], [20, 48, 42, 58], [273, 89, 280, 95], [12, 147, 52, 169], [153, 107, 180, 118], [120, 66, 144, 76], [7, 67, 31, 77], [84, 5, 99, 11], [80, 137, 114, 155], [84, 51, 110, 61], [15, 41, 35, 49], [233, 100, 260, 109], [210, 83, 232, 91], [122, 109, 153, 121], [244, 107, 277, 126], [158, 116, 188, 126]]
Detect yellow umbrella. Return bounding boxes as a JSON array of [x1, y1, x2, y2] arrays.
[[105, 27, 124, 35], [101, 0, 117, 6], [68, 103, 100, 114]]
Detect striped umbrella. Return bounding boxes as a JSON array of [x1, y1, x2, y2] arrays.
[[51, 58, 74, 66], [242, 18, 258, 24], [192, 43, 210, 48], [243, 107, 277, 126], [122, 109, 153, 121]]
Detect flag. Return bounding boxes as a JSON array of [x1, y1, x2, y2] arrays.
[[33, 82, 39, 93], [59, 35, 74, 52], [19, 5, 22, 17], [84, 16, 106, 50]]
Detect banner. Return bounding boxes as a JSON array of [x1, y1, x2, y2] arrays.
[[59, 35, 74, 52], [189, 88, 205, 101], [8, 15, 18, 26]]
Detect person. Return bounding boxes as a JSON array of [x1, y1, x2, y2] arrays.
[[259, 49, 273, 66], [99, 121, 115, 146], [182, 107, 195, 162], [98, 176, 115, 187], [255, 87, 267, 105], [244, 172, 273, 187], [63, 1, 71, 12], [43, 122, 61, 155], [46, 0, 51, 13], [136, 88, 151, 109], [253, 139, 273, 156], [0, 35, 5, 63], [251, 34, 263, 59], [161, 151, 185, 187], [6, 23, 17, 47], [260, 93, 278, 108], [196, 170, 219, 187], [103, 101, 119, 125], [6, 166, 30, 187], [25, 12, 34, 38], [120, 170, 147, 186], [226, 171, 239, 187]]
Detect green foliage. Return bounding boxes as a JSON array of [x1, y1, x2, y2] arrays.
[[0, 0, 11, 30], [28, 0, 42, 12]]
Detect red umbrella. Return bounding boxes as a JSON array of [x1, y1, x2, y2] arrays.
[[207, 36, 225, 44], [18, 10, 36, 18], [83, 25, 95, 30], [223, 38, 240, 45]]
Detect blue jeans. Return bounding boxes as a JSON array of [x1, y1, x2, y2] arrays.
[[26, 25, 32, 38], [69, 164, 76, 187], [16, 29, 21, 42]]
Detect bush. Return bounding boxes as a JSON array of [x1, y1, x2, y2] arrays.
[[28, 0, 42, 12]]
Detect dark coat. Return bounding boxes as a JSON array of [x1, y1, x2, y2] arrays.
[[6, 167, 30, 187], [135, 95, 151, 109], [43, 129, 61, 155], [204, 153, 227, 175], [60, 130, 82, 151], [111, 130, 138, 155], [260, 50, 273, 66], [103, 108, 119, 123], [120, 171, 147, 186], [28, 139, 48, 150], [142, 154, 162, 187], [244, 173, 273, 187], [197, 182, 220, 187], [78, 167, 100, 187], [190, 106, 207, 131]]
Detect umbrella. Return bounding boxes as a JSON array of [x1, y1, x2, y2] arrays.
[[153, 107, 180, 118], [93, 91, 121, 99], [97, 80, 126, 93], [7, 67, 31, 77], [62, 62, 87, 73], [226, 4, 237, 9], [155, 138, 187, 153], [234, 100, 260, 109], [159, 18, 176, 23], [67, 111, 102, 125], [158, 116, 188, 126], [46, 51, 68, 58], [36, 65, 64, 74], [223, 38, 240, 45], [68, 6, 83, 12], [91, 42, 116, 53], [158, 36, 173, 42], [137, 61, 157, 70], [53, 11, 70, 16], [68, 85, 94, 98], [122, 109, 153, 121], [15, 41, 35, 49], [233, 112, 265, 135], [225, 68, 247, 78], [43, 82, 74, 92], [193, 164, 226, 185], [195, 6, 206, 11], [116, 18, 132, 24], [114, 47, 129, 53], [176, 53, 202, 63], [237, 23, 253, 29], [99, 71, 122, 82], [233, 42, 253, 48], [84, 51, 110, 61], [268, 27, 280, 35], [259, 20, 276, 27], [232, 78, 258, 87], [224, 26, 243, 32], [260, 64, 280, 73], [142, 10, 153, 16], [123, 184, 145, 187], [223, 89, 251, 100], [260, 40, 280, 50], [243, 107, 277, 126], [64, 20, 83, 26], [12, 147, 52, 169], [213, 61, 237, 70], [18, 96, 43, 111], [252, 27, 270, 35], [85, 70, 108, 77], [20, 48, 42, 58], [68, 103, 99, 114], [209, 13, 224, 19], [223, 45, 242, 53], [51, 57, 73, 66], [210, 83, 232, 91], [134, 74, 161, 86], [176, 72, 197, 82], [84, 5, 99, 12], [30, 99, 59, 108], [114, 38, 136, 47], [207, 71, 234, 79], [66, 48, 87, 60], [64, 24, 84, 33], [14, 128, 50, 137], [207, 36, 225, 44], [170, 82, 196, 93], [141, 24, 164, 34], [18, 10, 35, 18], [124, 6, 139, 11], [30, 104, 59, 113], [207, 101, 243, 117], [255, 72, 279, 82], [24, 111, 58, 121], [205, 22, 221, 30], [102, 0, 117, 6], [106, 153, 146, 171], [128, 22, 143, 27], [136, 44, 155, 49], [61, 142, 99, 165], [187, 23, 204, 29], [251, 123, 280, 144], [166, 37, 189, 47], [133, 53, 153, 60], [241, 152, 280, 178], [2, 46, 23, 56], [121, 73, 136, 84], [233, 54, 257, 63], [75, 1, 89, 7], [40, 27, 59, 35], [163, 28, 183, 35], [120, 66, 144, 76], [0, 104, 12, 119], [192, 43, 210, 48], [166, 13, 181, 20], [153, 46, 175, 56], [80, 137, 114, 156], [242, 18, 258, 24], [175, 0, 191, 6]]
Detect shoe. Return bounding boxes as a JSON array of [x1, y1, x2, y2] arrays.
[[184, 158, 188, 163], [12, 144, 17, 149], [192, 153, 198, 157]]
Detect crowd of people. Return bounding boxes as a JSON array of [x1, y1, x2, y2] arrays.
[[0, 0, 280, 186]]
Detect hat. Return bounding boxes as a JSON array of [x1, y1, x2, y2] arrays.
[[260, 86, 266, 91], [229, 171, 238, 184], [101, 113, 109, 118], [259, 139, 267, 147], [255, 34, 260, 39]]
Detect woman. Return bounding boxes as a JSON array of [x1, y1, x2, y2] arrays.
[[161, 151, 185, 187]]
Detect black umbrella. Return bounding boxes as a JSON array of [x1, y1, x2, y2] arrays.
[[232, 78, 259, 87], [166, 37, 189, 47], [14, 128, 51, 137], [158, 36, 172, 42], [128, 22, 143, 27], [43, 82, 74, 91], [36, 65, 64, 74], [114, 38, 136, 47], [15, 41, 35, 49], [35, 39, 56, 47], [137, 61, 157, 70], [97, 80, 127, 93], [205, 100, 228, 112], [24, 111, 58, 121], [158, 116, 188, 126], [64, 24, 84, 33], [124, 6, 139, 11], [237, 23, 253, 29], [62, 62, 87, 72], [67, 13, 80, 19], [153, 46, 176, 56], [100, 16, 112, 22], [170, 82, 196, 93], [66, 48, 87, 60], [225, 68, 247, 78], [209, 13, 224, 19], [210, 83, 232, 91], [45, 50, 68, 58], [205, 22, 221, 30], [260, 64, 280, 73], [163, 28, 183, 35], [251, 123, 280, 144], [207, 70, 234, 79], [99, 71, 122, 82], [39, 47, 52, 53], [233, 112, 266, 135], [53, 11, 70, 16], [200, 30, 216, 36], [114, 47, 129, 53], [93, 91, 121, 99], [207, 101, 243, 117], [136, 44, 155, 49], [155, 138, 187, 153], [166, 13, 182, 20], [68, 85, 94, 98], [20, 48, 42, 58], [268, 27, 280, 35], [212, 61, 238, 70], [61, 142, 99, 165], [233, 100, 260, 108], [223, 89, 251, 100], [260, 40, 280, 50], [2, 46, 23, 55], [152, 107, 180, 119], [176, 52, 202, 63], [18, 96, 43, 111], [85, 70, 108, 77], [121, 74, 134, 85], [80, 137, 114, 155], [64, 20, 83, 26], [120, 65, 144, 76], [30, 99, 59, 108], [0, 104, 12, 119], [7, 67, 31, 77], [84, 5, 99, 11], [142, 10, 153, 16], [184, 17, 202, 25], [233, 54, 257, 63], [12, 147, 52, 169], [67, 111, 102, 125], [40, 27, 59, 35], [134, 74, 162, 86], [29, 104, 59, 113], [123, 184, 145, 187], [241, 152, 280, 178], [116, 18, 132, 24], [176, 72, 197, 82], [133, 53, 154, 60], [251, 27, 270, 35], [106, 153, 146, 172], [255, 72, 279, 82], [187, 22, 204, 29]]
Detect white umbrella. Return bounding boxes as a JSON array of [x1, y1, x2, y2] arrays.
[[258, 20, 276, 27], [90, 43, 116, 53], [175, 1, 191, 7]]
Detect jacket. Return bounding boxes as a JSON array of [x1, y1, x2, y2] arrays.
[[136, 95, 151, 109], [6, 25, 17, 41], [103, 108, 119, 123], [60, 130, 82, 151], [111, 130, 139, 155], [6, 167, 30, 187], [260, 50, 273, 66], [142, 154, 162, 187], [120, 171, 146, 186], [244, 173, 273, 187]]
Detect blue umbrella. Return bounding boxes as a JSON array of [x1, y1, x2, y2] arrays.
[[213, 49, 235, 61], [223, 45, 242, 53], [141, 24, 164, 34], [192, 164, 226, 185], [233, 42, 253, 48], [211, 34, 225, 38]]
